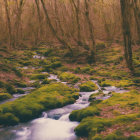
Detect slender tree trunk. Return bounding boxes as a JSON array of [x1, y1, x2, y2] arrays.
[[40, 0, 73, 55], [15, 0, 25, 48], [54, 0, 65, 37], [71, 0, 82, 45], [4, 0, 12, 49], [132, 0, 140, 42], [35, 0, 42, 40], [120, 0, 134, 73], [84, 0, 96, 63]]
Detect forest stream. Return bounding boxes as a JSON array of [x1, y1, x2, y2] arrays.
[[0, 74, 128, 140]]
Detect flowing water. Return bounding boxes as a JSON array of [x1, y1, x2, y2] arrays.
[[0, 75, 128, 140]]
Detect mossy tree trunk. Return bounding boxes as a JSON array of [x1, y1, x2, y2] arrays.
[[120, 0, 134, 73]]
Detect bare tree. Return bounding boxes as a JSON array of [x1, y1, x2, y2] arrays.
[[132, 0, 140, 42], [40, 0, 73, 55], [4, 0, 12, 49], [120, 0, 134, 73], [84, 0, 96, 63]]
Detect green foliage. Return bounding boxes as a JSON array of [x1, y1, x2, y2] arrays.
[[0, 93, 12, 101], [79, 81, 98, 92], [59, 72, 81, 84]]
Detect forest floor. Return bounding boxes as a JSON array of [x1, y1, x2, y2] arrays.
[[0, 42, 140, 139]]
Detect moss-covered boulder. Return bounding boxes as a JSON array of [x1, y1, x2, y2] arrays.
[[0, 113, 19, 126], [30, 73, 49, 80], [5, 84, 17, 94], [79, 81, 98, 92], [69, 106, 100, 122], [59, 72, 81, 84], [0, 83, 79, 126], [89, 90, 104, 102], [0, 93, 12, 101]]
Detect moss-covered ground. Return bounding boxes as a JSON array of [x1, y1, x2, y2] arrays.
[[0, 42, 139, 138]]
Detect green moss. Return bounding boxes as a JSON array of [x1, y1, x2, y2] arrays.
[[75, 117, 112, 137], [17, 89, 25, 94], [0, 81, 5, 88], [59, 72, 81, 84], [30, 73, 49, 80], [99, 79, 134, 88], [79, 81, 98, 92], [69, 106, 100, 122], [100, 90, 140, 107], [13, 80, 27, 88], [96, 43, 106, 50], [99, 80, 114, 87], [0, 93, 12, 101], [5, 84, 17, 94], [0, 113, 19, 126], [74, 113, 139, 138], [89, 90, 104, 101], [116, 80, 134, 88], [0, 83, 79, 126]]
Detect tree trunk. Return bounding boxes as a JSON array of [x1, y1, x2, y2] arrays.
[[4, 0, 12, 49], [84, 0, 96, 63], [120, 0, 134, 73], [15, 0, 25, 48], [40, 0, 73, 55], [35, 0, 42, 41], [132, 0, 140, 42]]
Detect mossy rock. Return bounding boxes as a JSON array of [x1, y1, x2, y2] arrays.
[[69, 106, 100, 122], [5, 84, 17, 94], [99, 80, 114, 87], [0, 81, 5, 88], [59, 72, 81, 84], [116, 80, 134, 88], [0, 93, 12, 101], [30, 73, 49, 80], [0, 113, 19, 126], [13, 81, 27, 88], [0, 83, 79, 126], [17, 89, 25, 94], [79, 81, 98, 92], [89, 90, 104, 102]]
